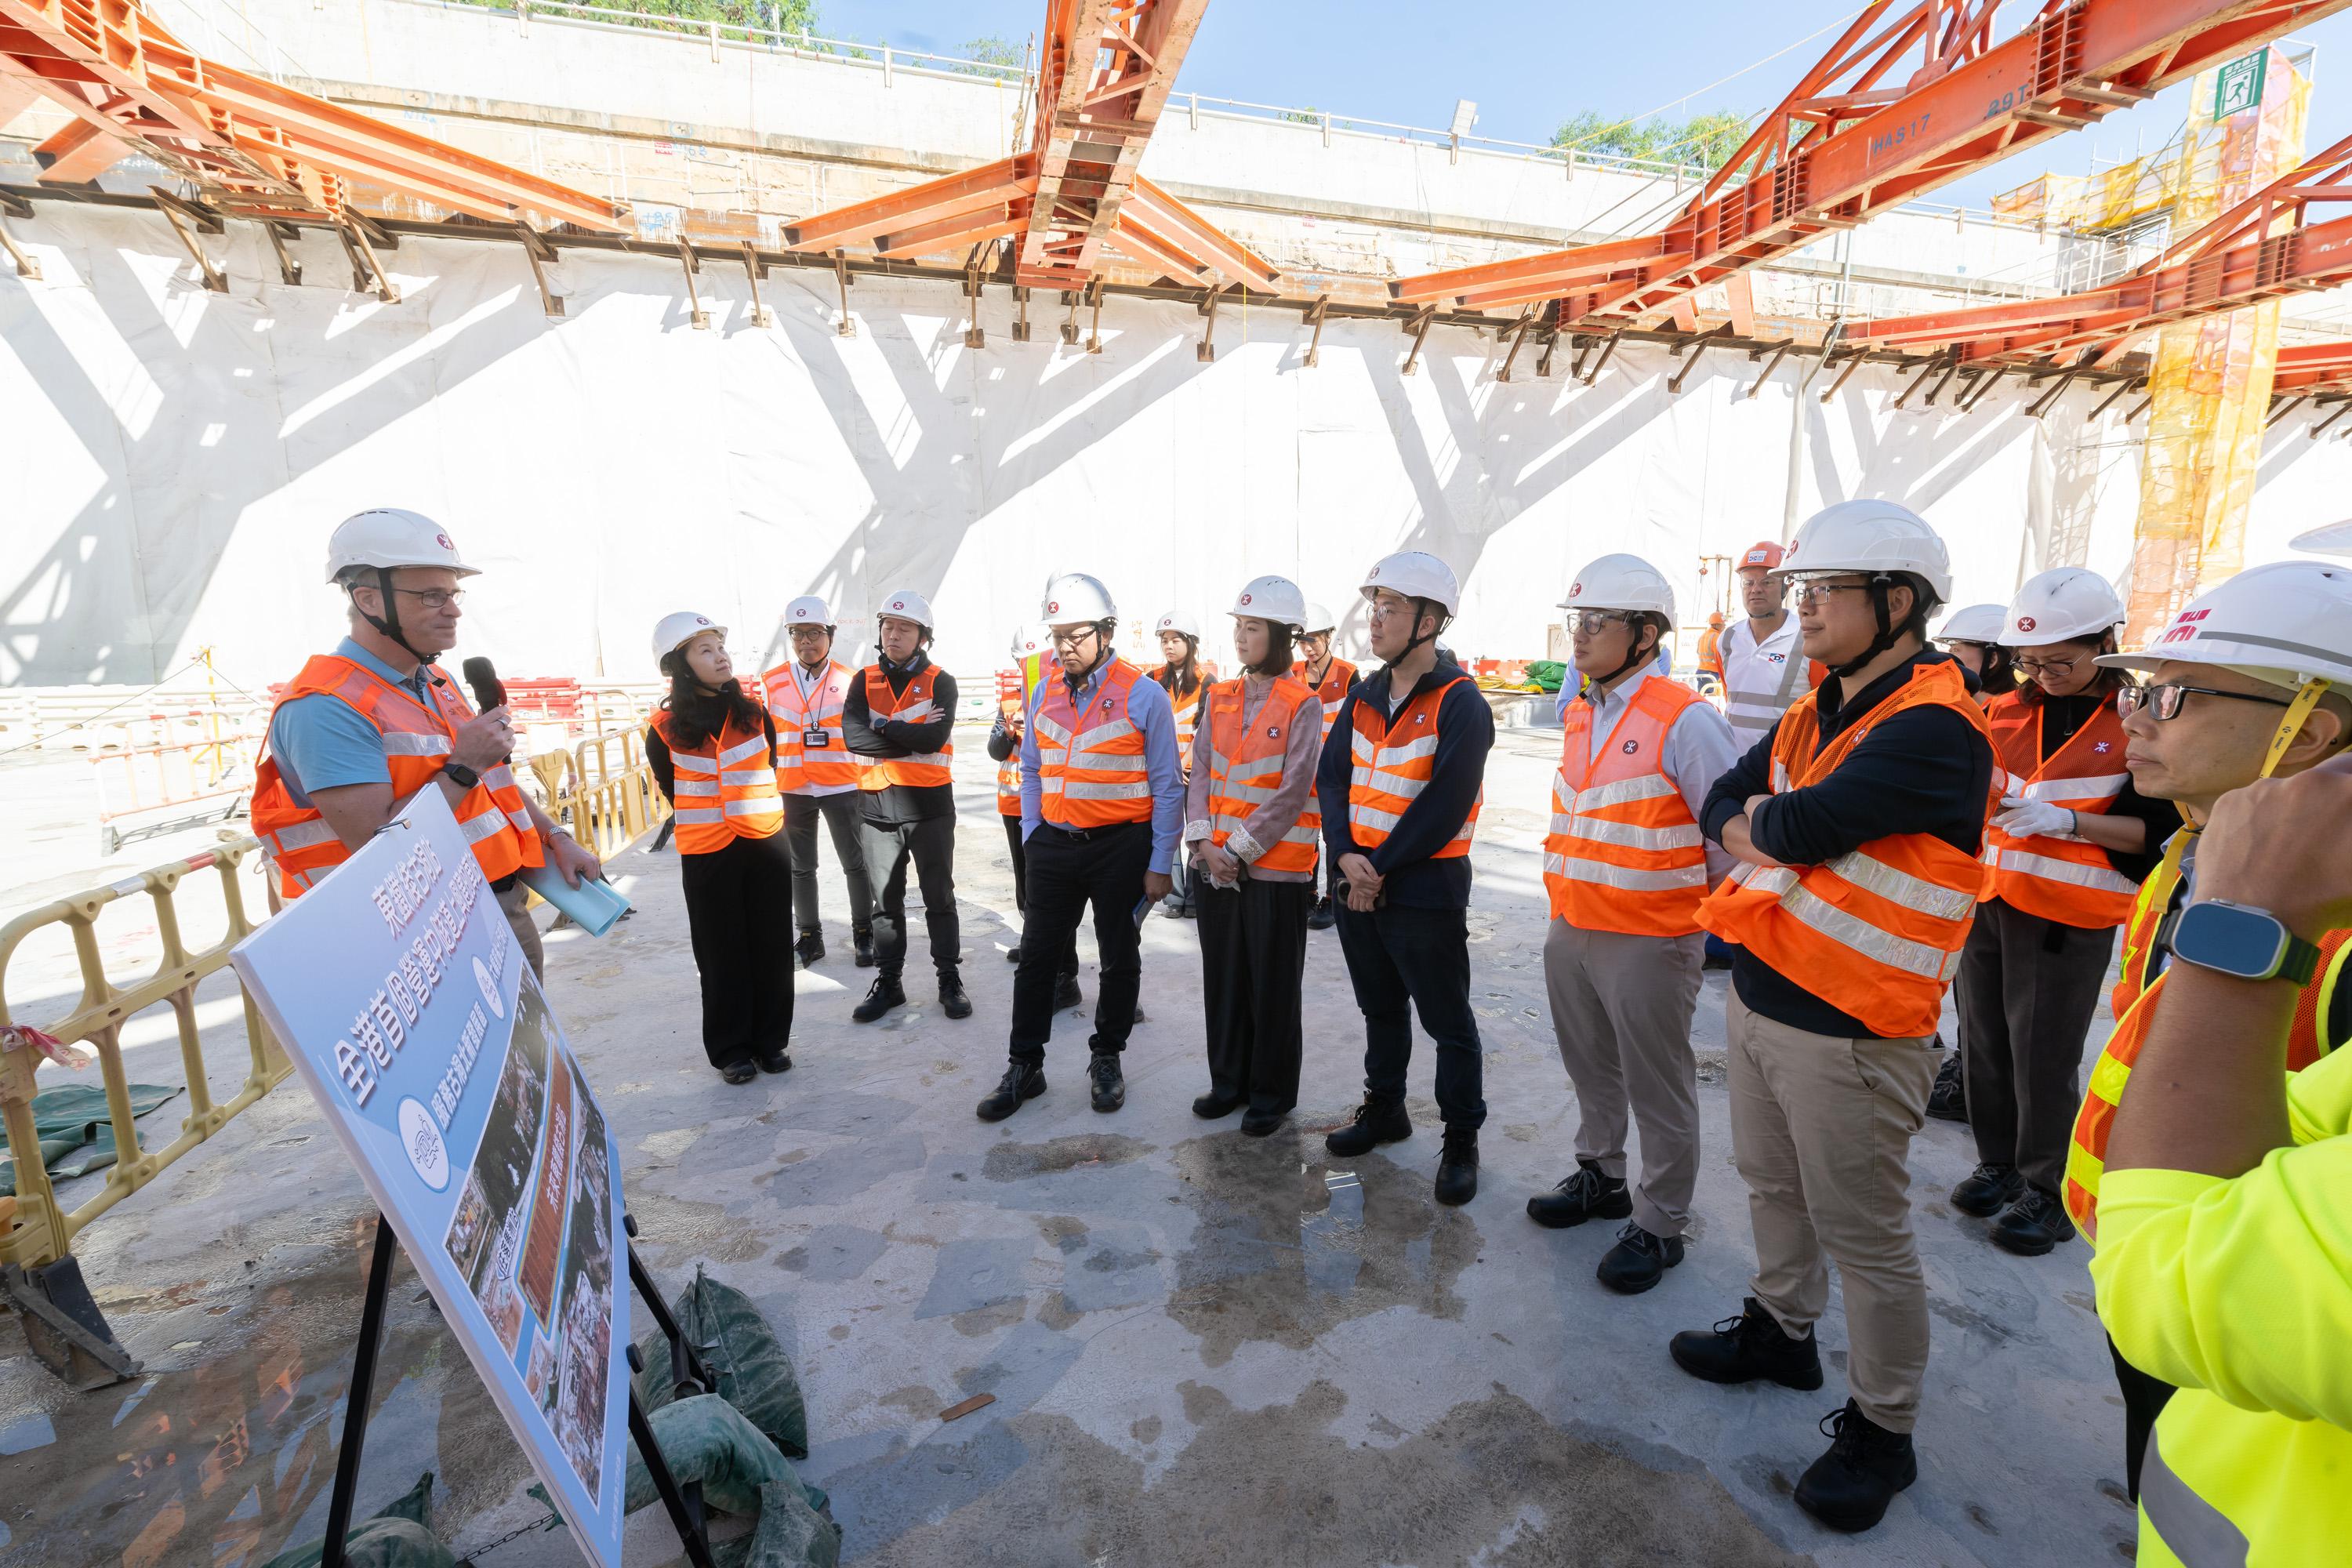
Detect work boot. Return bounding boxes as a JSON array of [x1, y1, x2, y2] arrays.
[[1926, 1047, 1968, 1123], [1526, 1157, 1634, 1229], [1949, 1161, 2024, 1218], [1240, 1107, 1287, 1138], [1192, 1091, 1244, 1119], [851, 975, 906, 1023], [976, 1062, 1046, 1122], [1307, 896, 1337, 931], [1990, 1186, 2076, 1256], [1324, 1096, 1412, 1156], [1597, 1222, 1683, 1295], [1795, 1399, 1918, 1534], [1005, 941, 1024, 964], [793, 929, 825, 968], [1088, 1051, 1126, 1112], [853, 925, 877, 968], [1434, 1128, 1479, 1206], [938, 972, 973, 1020], [1054, 973, 1084, 1011], [754, 1046, 792, 1074], [719, 1059, 757, 1086], [1669, 1297, 1824, 1390]]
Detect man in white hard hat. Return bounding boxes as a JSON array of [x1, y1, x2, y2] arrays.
[[2060, 559, 2352, 1515], [987, 623, 1083, 1011], [1316, 550, 1495, 1207], [1526, 554, 1737, 1294], [979, 572, 1185, 1122], [841, 588, 967, 1023], [761, 596, 877, 970], [1292, 600, 1357, 931], [251, 510, 601, 978], [1671, 499, 1994, 1534]]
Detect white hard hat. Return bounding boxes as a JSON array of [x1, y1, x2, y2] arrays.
[[2000, 567, 2125, 645], [1229, 575, 1309, 630], [2097, 561, 2352, 689], [1154, 610, 1203, 640], [1301, 601, 1338, 634], [1934, 603, 2009, 644], [783, 595, 833, 628], [1361, 550, 1460, 616], [325, 507, 476, 583], [2292, 521, 2352, 556], [1041, 572, 1117, 624], [1774, 499, 1954, 603], [1562, 554, 1675, 621], [877, 588, 935, 628], [1010, 622, 1050, 660], [654, 611, 724, 666]]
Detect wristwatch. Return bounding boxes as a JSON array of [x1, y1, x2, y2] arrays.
[[442, 761, 481, 789], [2169, 899, 2322, 985]]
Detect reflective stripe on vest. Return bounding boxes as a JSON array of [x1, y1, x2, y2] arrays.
[[996, 696, 1025, 815], [1156, 667, 1207, 771], [858, 665, 954, 790], [1722, 622, 1813, 739], [1544, 674, 1708, 936], [1036, 659, 1153, 827], [1694, 660, 1991, 1038], [1202, 676, 1320, 875], [764, 659, 859, 796], [2139, 1431, 2252, 1568], [1294, 657, 1359, 743], [655, 711, 782, 853], [1980, 691, 2138, 927], [1347, 676, 1479, 858]]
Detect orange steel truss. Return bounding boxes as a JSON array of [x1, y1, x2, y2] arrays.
[[1390, 0, 2343, 320], [2272, 339, 2352, 394], [0, 0, 625, 232]]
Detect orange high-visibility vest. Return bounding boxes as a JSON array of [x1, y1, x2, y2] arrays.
[[252, 654, 544, 899], [996, 695, 1025, 817], [1978, 691, 2138, 927], [762, 658, 859, 796], [2062, 833, 2348, 1241], [1294, 656, 1359, 744], [1544, 673, 1710, 936], [1034, 658, 1153, 828], [858, 664, 953, 790], [652, 708, 783, 853], [1696, 661, 1994, 1039], [1696, 626, 1724, 678], [1347, 675, 1480, 858], [1201, 675, 1321, 876], [1155, 666, 1207, 772]]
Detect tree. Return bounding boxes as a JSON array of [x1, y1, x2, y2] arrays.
[[963, 35, 1025, 67], [1552, 108, 1755, 173]]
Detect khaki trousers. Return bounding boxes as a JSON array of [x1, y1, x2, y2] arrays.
[[1726, 988, 1936, 1432], [1542, 919, 1705, 1237], [495, 880, 546, 980]]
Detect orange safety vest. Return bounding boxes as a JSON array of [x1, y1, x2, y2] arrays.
[[1034, 658, 1154, 828], [762, 658, 859, 796], [857, 663, 953, 790], [1347, 675, 1480, 858], [996, 695, 1025, 817], [1697, 627, 1724, 678], [2062, 832, 2349, 1242], [1154, 666, 1208, 771], [1696, 661, 1994, 1039], [1544, 674, 1711, 936], [1200, 676, 1321, 876], [1977, 691, 2138, 928], [652, 708, 782, 854], [252, 654, 543, 899], [1294, 656, 1359, 744]]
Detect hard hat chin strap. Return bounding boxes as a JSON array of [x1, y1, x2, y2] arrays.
[[354, 566, 438, 666], [2259, 678, 2333, 779], [1828, 575, 1904, 681], [1588, 615, 1658, 694]]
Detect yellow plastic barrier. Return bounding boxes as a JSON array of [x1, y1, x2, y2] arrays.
[[531, 727, 673, 862]]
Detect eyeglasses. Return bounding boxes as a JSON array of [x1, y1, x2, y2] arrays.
[[1569, 610, 1639, 634], [390, 587, 465, 611], [1049, 626, 1100, 648], [1788, 577, 1868, 607], [2116, 682, 2293, 722], [788, 625, 829, 640], [2014, 649, 2089, 677]]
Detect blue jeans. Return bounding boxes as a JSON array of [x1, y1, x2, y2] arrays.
[[1334, 901, 1486, 1131]]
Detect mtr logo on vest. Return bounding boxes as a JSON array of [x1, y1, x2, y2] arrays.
[[2158, 608, 2212, 645]]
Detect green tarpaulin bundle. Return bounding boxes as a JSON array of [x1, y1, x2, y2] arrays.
[[634, 1265, 809, 1460], [0, 1082, 181, 1196]]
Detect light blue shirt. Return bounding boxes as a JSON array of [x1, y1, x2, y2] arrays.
[[1019, 658, 1185, 874], [268, 637, 436, 807], [1565, 669, 1740, 884]]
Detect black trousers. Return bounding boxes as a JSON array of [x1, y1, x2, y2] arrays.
[[1003, 815, 1079, 981], [2110, 1334, 2176, 1502], [858, 814, 960, 982], [1336, 901, 1486, 1131], [1197, 878, 1312, 1114], [783, 790, 874, 934], [1955, 897, 2117, 1193], [680, 831, 796, 1069], [1009, 822, 1150, 1061]]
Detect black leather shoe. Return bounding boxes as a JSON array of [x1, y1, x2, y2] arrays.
[[1240, 1109, 1285, 1137], [1306, 896, 1336, 931], [1597, 1222, 1683, 1294], [938, 974, 973, 1019], [851, 975, 906, 1023], [1192, 1091, 1243, 1119], [719, 1060, 757, 1085], [1088, 1051, 1125, 1112], [755, 1047, 791, 1074], [793, 929, 825, 968], [1991, 1185, 2076, 1256], [1669, 1297, 1824, 1390], [1054, 975, 1084, 1011], [853, 926, 877, 968], [1005, 942, 1023, 964], [1795, 1400, 1917, 1533], [1434, 1128, 1479, 1206], [1926, 1048, 1969, 1123], [1526, 1158, 1634, 1229], [1950, 1161, 2024, 1218], [1324, 1097, 1412, 1156], [976, 1062, 1045, 1122]]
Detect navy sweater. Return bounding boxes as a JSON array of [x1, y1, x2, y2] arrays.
[[1316, 660, 1494, 909]]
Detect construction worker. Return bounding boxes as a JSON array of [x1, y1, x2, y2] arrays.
[[1152, 610, 1209, 918], [1931, 601, 2016, 702], [1185, 575, 1324, 1136], [1715, 539, 1819, 746], [1696, 610, 1726, 683], [644, 613, 793, 1085], [252, 509, 601, 978], [1293, 601, 1357, 931], [1317, 551, 1494, 1207], [978, 572, 1185, 1122], [761, 596, 877, 971], [842, 588, 967, 1024], [1526, 555, 1737, 1293], [2062, 560, 2352, 1508], [1671, 500, 1993, 1534], [986, 622, 1081, 1011], [1950, 568, 2180, 1255]]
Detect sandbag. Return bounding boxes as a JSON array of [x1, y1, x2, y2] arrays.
[[0, 1082, 181, 1194], [623, 1395, 829, 1520], [633, 1267, 808, 1459], [260, 1472, 453, 1568], [710, 1480, 842, 1568]]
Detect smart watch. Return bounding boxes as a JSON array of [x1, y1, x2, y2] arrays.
[[442, 761, 481, 789], [2169, 900, 2322, 985]]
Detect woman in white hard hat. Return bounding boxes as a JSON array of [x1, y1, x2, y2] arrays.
[[1183, 576, 1325, 1135], [642, 613, 793, 1085], [1291, 601, 1357, 931], [1949, 568, 2180, 1258], [987, 622, 1081, 1011], [760, 595, 877, 971], [1151, 610, 1210, 917], [1931, 602, 2017, 706]]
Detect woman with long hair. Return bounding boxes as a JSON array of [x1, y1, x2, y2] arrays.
[[644, 612, 794, 1085], [1152, 610, 1210, 917]]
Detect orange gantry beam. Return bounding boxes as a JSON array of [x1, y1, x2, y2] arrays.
[[2272, 339, 2352, 394]]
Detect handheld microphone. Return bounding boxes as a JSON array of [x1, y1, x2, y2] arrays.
[[460, 655, 506, 716]]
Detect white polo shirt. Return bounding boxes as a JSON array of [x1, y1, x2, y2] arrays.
[[1717, 615, 1814, 746]]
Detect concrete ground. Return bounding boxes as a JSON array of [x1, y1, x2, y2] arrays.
[[0, 731, 2140, 1566]]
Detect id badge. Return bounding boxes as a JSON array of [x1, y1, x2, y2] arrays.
[[804, 728, 830, 749]]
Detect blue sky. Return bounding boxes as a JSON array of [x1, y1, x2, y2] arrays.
[[818, 0, 2352, 214]]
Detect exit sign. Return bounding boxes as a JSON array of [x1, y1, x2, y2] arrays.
[[2216, 51, 2267, 118]]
